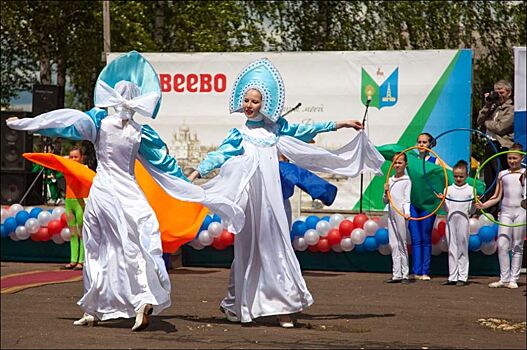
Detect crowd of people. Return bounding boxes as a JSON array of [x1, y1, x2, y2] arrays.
[[6, 52, 525, 332]]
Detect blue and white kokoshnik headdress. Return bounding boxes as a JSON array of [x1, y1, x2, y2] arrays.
[[94, 50, 162, 119], [229, 58, 285, 123]]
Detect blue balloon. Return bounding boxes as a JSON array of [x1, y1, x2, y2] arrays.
[[200, 215, 213, 231], [3, 217, 17, 235], [374, 228, 389, 246], [355, 243, 365, 253], [48, 209, 53, 213], [305, 215, 320, 230], [469, 235, 481, 252], [29, 207, 43, 218], [492, 223, 499, 235], [15, 210, 30, 226], [211, 214, 222, 223], [321, 216, 330, 222], [291, 221, 307, 237], [364, 236, 378, 251], [0, 224, 5, 238], [478, 226, 495, 243]]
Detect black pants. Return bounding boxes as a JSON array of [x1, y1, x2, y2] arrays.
[[482, 141, 508, 218]]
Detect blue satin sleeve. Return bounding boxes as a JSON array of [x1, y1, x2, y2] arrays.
[[197, 128, 244, 177], [275, 117, 336, 142], [138, 125, 188, 181], [279, 161, 338, 206], [38, 107, 106, 140]]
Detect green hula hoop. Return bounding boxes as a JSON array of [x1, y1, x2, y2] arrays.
[[473, 150, 526, 228]]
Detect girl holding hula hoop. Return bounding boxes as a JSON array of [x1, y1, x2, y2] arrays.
[[409, 133, 442, 281], [476, 143, 526, 289]]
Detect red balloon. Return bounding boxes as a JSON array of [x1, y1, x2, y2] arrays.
[[353, 214, 369, 229], [212, 237, 227, 250], [60, 213, 68, 228], [372, 216, 381, 223], [33, 227, 50, 242], [317, 238, 331, 253], [308, 244, 319, 253], [219, 230, 234, 246], [47, 219, 62, 235], [431, 228, 441, 244], [338, 219, 355, 237], [437, 220, 446, 236], [326, 228, 342, 246]]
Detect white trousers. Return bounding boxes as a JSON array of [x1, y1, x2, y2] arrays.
[[388, 211, 409, 279], [497, 206, 526, 283], [446, 213, 469, 282]]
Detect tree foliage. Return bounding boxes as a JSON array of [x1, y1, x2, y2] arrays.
[[1, 0, 525, 120]]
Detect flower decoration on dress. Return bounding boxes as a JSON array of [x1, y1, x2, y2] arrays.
[[95, 51, 162, 119], [229, 58, 285, 123]]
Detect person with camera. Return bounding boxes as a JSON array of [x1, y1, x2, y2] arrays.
[[476, 79, 514, 218]]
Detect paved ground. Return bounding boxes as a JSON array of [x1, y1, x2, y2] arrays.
[[1, 262, 525, 349]]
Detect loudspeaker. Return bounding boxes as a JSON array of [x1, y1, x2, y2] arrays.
[[32, 85, 64, 117], [1, 111, 33, 171], [0, 171, 43, 205]]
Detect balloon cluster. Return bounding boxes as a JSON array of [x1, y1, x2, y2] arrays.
[[290, 213, 391, 254], [187, 214, 235, 250], [1, 204, 72, 244], [431, 214, 498, 256]]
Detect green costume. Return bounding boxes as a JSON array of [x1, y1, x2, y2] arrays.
[[65, 198, 85, 264]]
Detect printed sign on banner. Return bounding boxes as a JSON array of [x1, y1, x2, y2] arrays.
[[108, 50, 472, 212]]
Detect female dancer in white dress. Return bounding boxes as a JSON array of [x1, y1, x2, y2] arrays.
[[188, 58, 385, 327], [7, 51, 244, 331]]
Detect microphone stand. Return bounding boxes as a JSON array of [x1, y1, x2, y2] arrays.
[[359, 98, 371, 213]]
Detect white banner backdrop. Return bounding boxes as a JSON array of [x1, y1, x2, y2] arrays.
[[108, 50, 467, 212]]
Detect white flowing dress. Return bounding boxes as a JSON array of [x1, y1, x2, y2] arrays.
[[196, 120, 384, 323]]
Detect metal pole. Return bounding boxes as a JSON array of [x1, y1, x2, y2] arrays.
[[102, 1, 111, 62], [359, 98, 371, 213]]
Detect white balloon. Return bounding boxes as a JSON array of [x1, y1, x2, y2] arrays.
[[190, 239, 205, 250], [60, 227, 72, 241], [24, 206, 35, 214], [350, 228, 366, 245], [469, 218, 480, 235], [15, 225, 31, 240], [315, 220, 331, 237], [37, 211, 52, 227], [480, 241, 497, 255], [51, 234, 65, 244], [346, 216, 355, 222], [478, 214, 494, 228], [1, 208, 9, 224], [304, 229, 320, 246], [377, 244, 391, 255], [9, 232, 20, 241], [340, 237, 355, 252], [363, 220, 379, 236], [51, 206, 66, 220], [331, 244, 343, 253], [292, 236, 308, 251], [431, 243, 443, 256], [439, 236, 449, 252], [329, 214, 345, 228], [198, 230, 214, 246], [25, 218, 40, 234], [8, 204, 23, 217], [207, 222, 223, 238]]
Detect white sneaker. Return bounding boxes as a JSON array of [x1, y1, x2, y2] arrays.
[[421, 275, 431, 281], [132, 303, 153, 331], [507, 282, 518, 289], [73, 313, 98, 326], [488, 281, 507, 288]]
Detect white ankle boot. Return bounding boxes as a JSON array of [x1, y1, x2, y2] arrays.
[[131, 303, 153, 332]]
